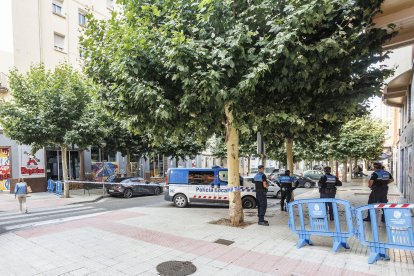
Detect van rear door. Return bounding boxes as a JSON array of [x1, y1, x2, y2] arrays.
[[168, 169, 189, 200]]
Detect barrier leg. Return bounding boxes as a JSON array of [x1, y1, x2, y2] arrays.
[[297, 231, 313, 248], [296, 204, 313, 248], [368, 246, 389, 264], [331, 203, 350, 252]]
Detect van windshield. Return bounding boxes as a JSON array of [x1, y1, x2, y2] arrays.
[[218, 170, 228, 182]]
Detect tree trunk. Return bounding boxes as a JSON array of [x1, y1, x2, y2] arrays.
[[335, 161, 339, 178], [225, 105, 243, 226], [286, 138, 294, 173], [363, 159, 369, 172], [329, 157, 334, 169], [342, 159, 347, 182], [126, 150, 131, 177], [261, 154, 267, 167], [79, 150, 85, 181], [247, 155, 251, 175], [348, 157, 353, 180], [62, 145, 69, 198]]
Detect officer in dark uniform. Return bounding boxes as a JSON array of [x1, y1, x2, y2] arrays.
[[276, 170, 298, 212], [363, 162, 394, 222], [253, 165, 269, 226], [318, 166, 342, 221]]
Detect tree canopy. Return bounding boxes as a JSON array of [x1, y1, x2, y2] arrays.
[[81, 0, 394, 224]]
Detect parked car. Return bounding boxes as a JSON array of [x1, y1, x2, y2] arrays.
[[303, 170, 324, 181], [107, 177, 164, 198], [291, 174, 316, 188], [241, 176, 281, 198]]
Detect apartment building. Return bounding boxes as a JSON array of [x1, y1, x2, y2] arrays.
[[0, 0, 114, 191], [376, 0, 414, 201]]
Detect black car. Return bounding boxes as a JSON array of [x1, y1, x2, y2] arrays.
[[106, 177, 164, 198], [271, 173, 316, 188]]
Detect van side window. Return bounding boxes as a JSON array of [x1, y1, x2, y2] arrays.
[[218, 171, 228, 182], [188, 171, 214, 185]]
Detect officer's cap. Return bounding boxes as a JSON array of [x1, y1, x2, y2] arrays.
[[324, 166, 331, 173]]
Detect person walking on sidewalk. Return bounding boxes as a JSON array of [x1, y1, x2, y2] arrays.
[[253, 165, 269, 226], [14, 178, 28, 214], [363, 162, 394, 222], [318, 166, 342, 221], [276, 170, 298, 212]]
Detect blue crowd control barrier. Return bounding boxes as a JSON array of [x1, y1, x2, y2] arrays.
[[55, 181, 63, 196], [47, 179, 55, 193], [355, 203, 414, 264], [4, 179, 10, 190], [288, 198, 354, 252]]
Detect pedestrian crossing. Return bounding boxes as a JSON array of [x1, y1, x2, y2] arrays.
[[0, 204, 108, 234]]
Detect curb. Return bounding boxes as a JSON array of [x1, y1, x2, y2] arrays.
[[67, 195, 109, 205]]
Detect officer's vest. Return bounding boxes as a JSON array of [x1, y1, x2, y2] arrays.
[[325, 175, 337, 189], [254, 172, 265, 190], [374, 170, 390, 187], [278, 175, 293, 189]]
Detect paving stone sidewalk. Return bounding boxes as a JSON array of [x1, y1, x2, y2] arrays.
[[0, 177, 413, 275]]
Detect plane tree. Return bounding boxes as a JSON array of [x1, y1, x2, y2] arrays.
[[81, 0, 394, 225]]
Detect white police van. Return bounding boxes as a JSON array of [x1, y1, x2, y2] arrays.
[[164, 167, 257, 208]]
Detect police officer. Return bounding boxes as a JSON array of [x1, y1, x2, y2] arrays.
[[254, 165, 269, 226], [277, 170, 298, 212], [318, 166, 342, 221], [363, 162, 394, 222]]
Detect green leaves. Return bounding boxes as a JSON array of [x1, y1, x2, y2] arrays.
[[0, 63, 100, 151]]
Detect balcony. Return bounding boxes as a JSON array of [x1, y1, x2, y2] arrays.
[[0, 73, 9, 94]]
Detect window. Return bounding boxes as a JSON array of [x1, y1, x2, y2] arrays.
[[54, 33, 65, 51], [78, 12, 87, 26], [52, 2, 63, 15], [408, 85, 412, 122], [218, 170, 228, 182], [79, 46, 85, 58], [188, 171, 214, 185]]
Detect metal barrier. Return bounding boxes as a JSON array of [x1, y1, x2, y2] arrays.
[[47, 179, 55, 193], [288, 198, 354, 252], [355, 203, 414, 264], [55, 181, 63, 196]]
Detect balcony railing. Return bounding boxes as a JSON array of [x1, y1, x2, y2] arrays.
[[0, 72, 9, 93]]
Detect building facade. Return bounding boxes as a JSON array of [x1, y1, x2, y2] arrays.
[[0, 0, 114, 191]]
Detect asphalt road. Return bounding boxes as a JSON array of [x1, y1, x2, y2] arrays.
[[0, 187, 315, 235]]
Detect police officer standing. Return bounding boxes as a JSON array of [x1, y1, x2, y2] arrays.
[[318, 166, 342, 221], [277, 170, 298, 212], [363, 162, 394, 222], [254, 165, 269, 226]]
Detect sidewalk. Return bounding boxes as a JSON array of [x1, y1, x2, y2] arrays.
[[0, 189, 104, 213], [0, 179, 412, 275]]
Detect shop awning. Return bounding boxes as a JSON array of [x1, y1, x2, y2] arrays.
[[382, 69, 412, 108]]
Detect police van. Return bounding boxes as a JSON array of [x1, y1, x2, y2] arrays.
[[164, 167, 257, 208]]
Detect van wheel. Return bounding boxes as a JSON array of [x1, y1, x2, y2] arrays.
[[173, 194, 188, 208], [304, 182, 312, 188], [242, 197, 256, 209]]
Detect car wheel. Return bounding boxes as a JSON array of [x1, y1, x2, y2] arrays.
[[173, 194, 188, 208], [242, 196, 256, 209], [154, 187, 161, 195], [304, 182, 312, 188], [123, 188, 133, 199], [276, 191, 281, 199]]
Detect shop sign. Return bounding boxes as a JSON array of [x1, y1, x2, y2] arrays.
[[19, 146, 45, 178], [0, 147, 11, 190]]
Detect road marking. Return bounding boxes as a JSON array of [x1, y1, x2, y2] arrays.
[[0, 207, 105, 227], [0, 206, 94, 221], [4, 210, 110, 231]]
